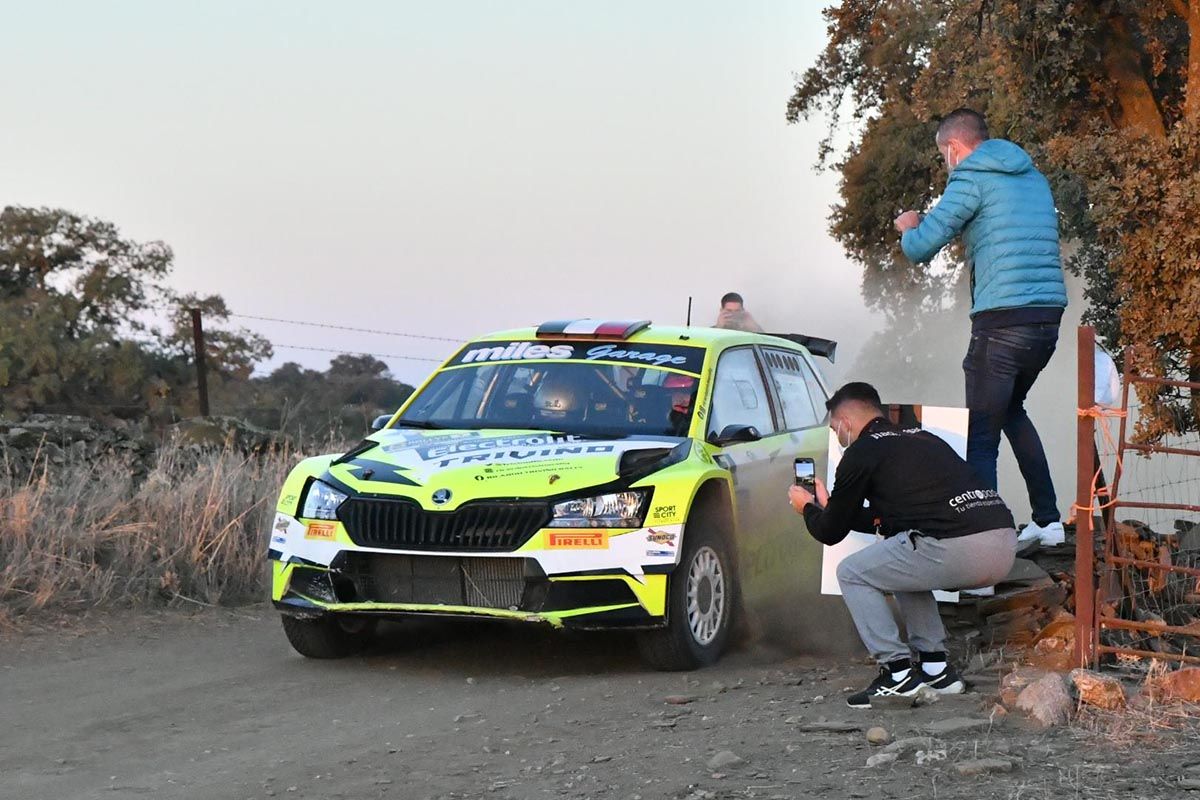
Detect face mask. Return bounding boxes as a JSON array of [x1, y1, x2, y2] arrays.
[[834, 418, 850, 451], [942, 143, 958, 170]]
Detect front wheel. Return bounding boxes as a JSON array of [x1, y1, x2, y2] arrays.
[[281, 614, 377, 659], [636, 522, 734, 670]]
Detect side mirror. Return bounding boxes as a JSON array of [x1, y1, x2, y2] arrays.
[[370, 414, 392, 432], [708, 423, 762, 447]]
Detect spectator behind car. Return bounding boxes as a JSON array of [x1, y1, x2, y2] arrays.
[[713, 292, 764, 333]]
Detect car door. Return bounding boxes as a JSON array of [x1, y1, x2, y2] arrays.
[[751, 346, 860, 653], [728, 347, 823, 610], [705, 347, 790, 610], [706, 344, 779, 531]]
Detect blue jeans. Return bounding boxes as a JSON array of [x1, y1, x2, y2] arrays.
[[963, 323, 1060, 526]]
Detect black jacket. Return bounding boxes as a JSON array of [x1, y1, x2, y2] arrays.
[[803, 417, 1014, 545]]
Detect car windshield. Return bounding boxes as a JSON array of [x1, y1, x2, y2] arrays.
[[398, 360, 701, 438]]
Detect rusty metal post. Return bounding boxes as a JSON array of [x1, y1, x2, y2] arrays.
[[190, 308, 210, 417], [1075, 326, 1097, 667]]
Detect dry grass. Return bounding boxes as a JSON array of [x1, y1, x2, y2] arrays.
[[0, 440, 298, 627]]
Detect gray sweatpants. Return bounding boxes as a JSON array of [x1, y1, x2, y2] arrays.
[[836, 528, 1017, 664]]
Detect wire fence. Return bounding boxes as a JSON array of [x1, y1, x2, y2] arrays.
[[1092, 371, 1200, 667]]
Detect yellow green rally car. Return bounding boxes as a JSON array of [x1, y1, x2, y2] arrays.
[[270, 319, 837, 670]]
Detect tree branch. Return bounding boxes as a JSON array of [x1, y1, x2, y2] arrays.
[[1102, 12, 1168, 138], [1186, 0, 1200, 123]]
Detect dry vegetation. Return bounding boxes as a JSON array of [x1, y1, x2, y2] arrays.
[[0, 441, 298, 627]]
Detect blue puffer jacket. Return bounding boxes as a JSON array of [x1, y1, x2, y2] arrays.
[[900, 139, 1067, 316]]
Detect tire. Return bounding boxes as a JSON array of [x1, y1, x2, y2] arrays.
[[636, 515, 735, 671], [281, 614, 377, 659]]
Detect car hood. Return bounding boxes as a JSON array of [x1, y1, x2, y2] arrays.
[[323, 428, 686, 506]]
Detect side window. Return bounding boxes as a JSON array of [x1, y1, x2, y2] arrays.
[[708, 348, 777, 437], [763, 349, 821, 430], [797, 356, 829, 421]]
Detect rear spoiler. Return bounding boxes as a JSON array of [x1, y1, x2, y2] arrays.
[[763, 334, 838, 363]]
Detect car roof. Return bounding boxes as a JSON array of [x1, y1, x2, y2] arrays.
[[469, 324, 807, 352]]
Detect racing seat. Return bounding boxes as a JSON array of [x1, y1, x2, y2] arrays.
[[492, 392, 533, 427], [630, 385, 675, 432], [586, 395, 627, 428]]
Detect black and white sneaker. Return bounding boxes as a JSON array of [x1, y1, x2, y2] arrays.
[[846, 667, 926, 709], [920, 664, 966, 695]]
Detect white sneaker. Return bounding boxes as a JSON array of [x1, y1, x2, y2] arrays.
[[1017, 521, 1065, 547]]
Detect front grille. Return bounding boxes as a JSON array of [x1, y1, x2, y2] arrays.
[[339, 497, 549, 552], [335, 553, 529, 609]]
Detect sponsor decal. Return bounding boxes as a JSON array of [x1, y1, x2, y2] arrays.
[[433, 443, 616, 469], [273, 517, 291, 533], [461, 342, 574, 363], [646, 549, 674, 558], [281, 493, 297, 507], [650, 504, 677, 521], [341, 458, 419, 486], [546, 531, 608, 549], [645, 528, 677, 546], [271, 535, 288, 545], [448, 339, 705, 375], [305, 522, 337, 541], [948, 488, 1005, 512]]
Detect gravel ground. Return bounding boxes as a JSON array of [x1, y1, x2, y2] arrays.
[[1, 607, 1195, 800]]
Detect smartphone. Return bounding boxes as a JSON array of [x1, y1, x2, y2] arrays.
[[793, 457, 816, 492]]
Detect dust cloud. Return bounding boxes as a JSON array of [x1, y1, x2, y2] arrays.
[[846, 271, 1088, 526]]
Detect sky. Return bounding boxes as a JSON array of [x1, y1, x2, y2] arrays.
[[0, 0, 870, 387]]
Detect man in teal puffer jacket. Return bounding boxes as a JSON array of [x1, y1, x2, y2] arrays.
[[894, 109, 1068, 547]]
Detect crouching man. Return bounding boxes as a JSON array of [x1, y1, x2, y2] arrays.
[[788, 382, 1016, 708]]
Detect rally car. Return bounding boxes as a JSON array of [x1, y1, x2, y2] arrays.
[[270, 319, 837, 670]]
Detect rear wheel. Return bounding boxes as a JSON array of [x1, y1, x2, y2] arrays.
[[281, 614, 377, 659], [636, 517, 734, 670]]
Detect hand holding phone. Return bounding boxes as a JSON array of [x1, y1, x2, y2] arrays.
[[794, 458, 816, 493]]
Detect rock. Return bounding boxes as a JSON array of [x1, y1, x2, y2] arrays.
[[1015, 673, 1072, 727], [664, 695, 697, 705], [1070, 669, 1126, 709], [923, 716, 992, 735], [1153, 668, 1200, 703], [1000, 667, 1048, 707], [963, 651, 1000, 676], [865, 752, 898, 768], [884, 737, 940, 755], [955, 758, 1014, 776], [913, 685, 941, 706], [865, 726, 890, 745], [990, 704, 1008, 718], [706, 751, 745, 771], [1180, 778, 1200, 790]]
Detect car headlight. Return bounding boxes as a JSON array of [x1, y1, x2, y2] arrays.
[[549, 490, 649, 528], [301, 480, 348, 521]]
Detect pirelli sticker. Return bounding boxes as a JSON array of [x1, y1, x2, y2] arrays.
[[305, 522, 337, 541], [546, 531, 608, 549]]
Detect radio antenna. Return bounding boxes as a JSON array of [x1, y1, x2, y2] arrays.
[[686, 296, 693, 327]]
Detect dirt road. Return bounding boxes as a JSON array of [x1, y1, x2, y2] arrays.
[[0, 607, 1189, 800]]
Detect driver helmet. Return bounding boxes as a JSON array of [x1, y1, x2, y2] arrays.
[[532, 373, 584, 423], [663, 373, 697, 414]]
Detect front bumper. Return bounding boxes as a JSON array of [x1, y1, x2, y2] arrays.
[[269, 512, 678, 630]]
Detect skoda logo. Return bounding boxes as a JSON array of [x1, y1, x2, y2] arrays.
[[432, 488, 453, 505]]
